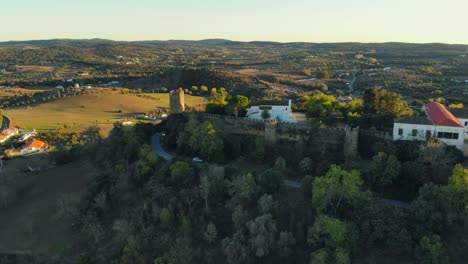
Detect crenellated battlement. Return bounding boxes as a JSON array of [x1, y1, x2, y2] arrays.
[[181, 112, 391, 159]]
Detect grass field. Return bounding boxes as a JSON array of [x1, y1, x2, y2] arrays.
[[140, 93, 207, 107], [0, 88, 52, 99], [4, 91, 207, 136], [14, 65, 55, 72], [0, 155, 92, 253]]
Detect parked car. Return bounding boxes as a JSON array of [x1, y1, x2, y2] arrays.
[[192, 157, 203, 163]]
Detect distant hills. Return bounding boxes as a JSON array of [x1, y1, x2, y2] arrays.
[[1, 38, 468, 53]]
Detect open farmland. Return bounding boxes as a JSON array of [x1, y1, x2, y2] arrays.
[[0, 88, 52, 99], [14, 65, 55, 72], [5, 90, 207, 135]]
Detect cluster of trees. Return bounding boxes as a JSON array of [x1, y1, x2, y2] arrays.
[[299, 88, 414, 129], [299, 91, 364, 126], [204, 88, 250, 117]]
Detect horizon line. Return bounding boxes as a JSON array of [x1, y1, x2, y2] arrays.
[[1, 37, 468, 46]]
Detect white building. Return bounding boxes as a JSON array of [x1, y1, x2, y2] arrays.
[[448, 108, 468, 140], [246, 100, 296, 122], [393, 102, 465, 150]]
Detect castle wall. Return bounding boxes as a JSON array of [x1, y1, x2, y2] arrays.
[[183, 112, 393, 160]]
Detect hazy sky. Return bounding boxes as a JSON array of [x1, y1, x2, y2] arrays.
[[2, 0, 467, 43]]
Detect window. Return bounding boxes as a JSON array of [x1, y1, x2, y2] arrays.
[[426, 130, 432, 139], [398, 128, 403, 136], [412, 129, 417, 137], [437, 132, 459, 139]]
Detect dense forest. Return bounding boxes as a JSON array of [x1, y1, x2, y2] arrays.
[[14, 114, 461, 264]]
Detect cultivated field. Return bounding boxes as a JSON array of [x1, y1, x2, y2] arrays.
[[5, 90, 207, 135]]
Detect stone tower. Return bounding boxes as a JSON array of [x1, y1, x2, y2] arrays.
[[169, 88, 185, 113], [344, 126, 359, 160]]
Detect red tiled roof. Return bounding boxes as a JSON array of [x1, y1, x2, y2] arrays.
[[24, 139, 48, 149], [424, 102, 463, 127]]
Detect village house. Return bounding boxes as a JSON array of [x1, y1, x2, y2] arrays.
[[0, 127, 20, 143], [393, 102, 464, 150], [246, 100, 296, 122], [16, 139, 48, 155]]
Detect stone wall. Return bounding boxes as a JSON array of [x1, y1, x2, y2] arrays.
[[183, 112, 394, 159]]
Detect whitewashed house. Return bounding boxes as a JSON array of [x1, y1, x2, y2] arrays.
[[393, 102, 464, 150], [448, 108, 468, 140], [246, 100, 296, 122]]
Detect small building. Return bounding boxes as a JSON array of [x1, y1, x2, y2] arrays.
[[18, 139, 48, 155], [393, 102, 464, 150], [0, 127, 19, 143], [246, 100, 296, 122]]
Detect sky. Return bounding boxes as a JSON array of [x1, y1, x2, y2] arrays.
[[2, 0, 467, 44]]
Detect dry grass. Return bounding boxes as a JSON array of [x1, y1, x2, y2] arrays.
[[15, 65, 55, 72], [0, 156, 92, 253], [0, 88, 52, 99], [140, 93, 208, 107], [4, 91, 206, 136]]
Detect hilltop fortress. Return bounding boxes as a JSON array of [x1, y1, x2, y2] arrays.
[[183, 112, 393, 160]]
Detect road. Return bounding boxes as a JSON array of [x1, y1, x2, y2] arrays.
[[152, 133, 173, 161], [151, 133, 411, 209], [348, 72, 357, 92]]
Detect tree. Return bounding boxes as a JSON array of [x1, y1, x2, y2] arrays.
[[258, 168, 283, 194], [227, 95, 250, 117], [210, 87, 230, 104], [261, 109, 270, 120], [308, 215, 351, 249], [187, 121, 224, 160], [273, 156, 287, 174], [229, 173, 257, 202], [369, 152, 400, 187], [200, 173, 210, 211], [204, 222, 218, 244], [246, 214, 278, 258], [363, 88, 414, 117], [312, 165, 369, 215], [411, 183, 453, 233], [222, 230, 252, 264], [447, 164, 468, 209], [201, 85, 209, 93], [304, 92, 339, 125], [415, 234, 448, 264], [170, 161, 195, 186], [307, 215, 354, 263]]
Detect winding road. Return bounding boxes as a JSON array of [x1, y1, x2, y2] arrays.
[[152, 133, 173, 161]]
